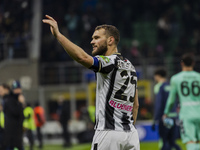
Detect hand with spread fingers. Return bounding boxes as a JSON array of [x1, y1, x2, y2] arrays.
[[42, 15, 60, 37]]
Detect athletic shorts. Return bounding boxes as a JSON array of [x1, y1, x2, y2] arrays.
[[91, 130, 140, 150], [179, 119, 200, 143]]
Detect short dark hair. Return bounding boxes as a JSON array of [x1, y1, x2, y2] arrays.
[[95, 24, 120, 45], [181, 53, 195, 67], [154, 68, 167, 78]]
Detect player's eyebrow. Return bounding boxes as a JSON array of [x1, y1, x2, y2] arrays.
[[92, 35, 100, 39]]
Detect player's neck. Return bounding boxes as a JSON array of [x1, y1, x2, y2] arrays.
[[158, 78, 166, 83], [182, 66, 193, 71], [105, 46, 118, 56]]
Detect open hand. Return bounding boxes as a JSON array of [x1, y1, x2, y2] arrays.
[[42, 15, 60, 37], [18, 94, 25, 106], [162, 114, 167, 121]]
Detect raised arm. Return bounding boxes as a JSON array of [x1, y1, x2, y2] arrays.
[[132, 89, 139, 125], [42, 15, 93, 68]]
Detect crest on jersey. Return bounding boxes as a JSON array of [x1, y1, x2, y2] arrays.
[[99, 55, 110, 63]]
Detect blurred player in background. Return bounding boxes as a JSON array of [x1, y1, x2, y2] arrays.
[[0, 103, 4, 149], [152, 68, 181, 150], [12, 80, 26, 107], [57, 97, 71, 147], [164, 53, 200, 150], [0, 83, 24, 150], [34, 102, 45, 149], [43, 15, 140, 150], [23, 103, 36, 150]]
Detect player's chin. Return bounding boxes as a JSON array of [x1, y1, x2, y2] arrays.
[[92, 50, 97, 56]]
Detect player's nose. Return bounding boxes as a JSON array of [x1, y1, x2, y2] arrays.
[[90, 39, 95, 45]]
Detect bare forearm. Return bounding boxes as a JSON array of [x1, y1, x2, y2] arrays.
[[133, 106, 139, 125], [132, 89, 139, 125], [56, 33, 93, 68], [42, 15, 93, 68]]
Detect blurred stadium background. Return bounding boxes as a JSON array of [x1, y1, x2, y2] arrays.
[[0, 0, 200, 149]]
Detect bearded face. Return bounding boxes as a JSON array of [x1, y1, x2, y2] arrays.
[[91, 29, 108, 56], [92, 41, 108, 56]]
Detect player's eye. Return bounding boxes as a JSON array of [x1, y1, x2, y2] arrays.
[[94, 36, 99, 39]]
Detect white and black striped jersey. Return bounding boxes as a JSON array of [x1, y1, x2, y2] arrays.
[[90, 53, 137, 131]]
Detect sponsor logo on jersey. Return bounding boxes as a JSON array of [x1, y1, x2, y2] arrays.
[[109, 100, 133, 112]]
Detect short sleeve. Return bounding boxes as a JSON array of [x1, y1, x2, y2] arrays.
[[89, 55, 116, 73]]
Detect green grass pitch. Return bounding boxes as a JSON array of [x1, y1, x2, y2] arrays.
[[25, 140, 186, 150]]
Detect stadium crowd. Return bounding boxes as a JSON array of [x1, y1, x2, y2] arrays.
[[0, 0, 200, 62], [41, 0, 200, 63], [0, 0, 32, 60]]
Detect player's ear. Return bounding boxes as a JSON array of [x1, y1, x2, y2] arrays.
[[107, 36, 115, 46]]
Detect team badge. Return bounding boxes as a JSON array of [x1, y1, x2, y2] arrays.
[[99, 55, 110, 63]]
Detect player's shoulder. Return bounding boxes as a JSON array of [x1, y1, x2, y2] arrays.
[[95, 55, 115, 63], [171, 72, 183, 80], [93, 55, 117, 73], [162, 81, 170, 87], [173, 71, 200, 77], [159, 81, 168, 90], [192, 71, 200, 81], [193, 71, 200, 76], [162, 82, 170, 91], [95, 54, 125, 66]]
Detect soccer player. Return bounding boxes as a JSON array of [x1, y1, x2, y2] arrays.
[[164, 53, 200, 150], [12, 80, 26, 107], [34, 102, 45, 149], [57, 97, 71, 147], [0, 83, 24, 150], [23, 103, 36, 150], [43, 15, 140, 150], [0, 103, 4, 149], [153, 68, 180, 150]]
